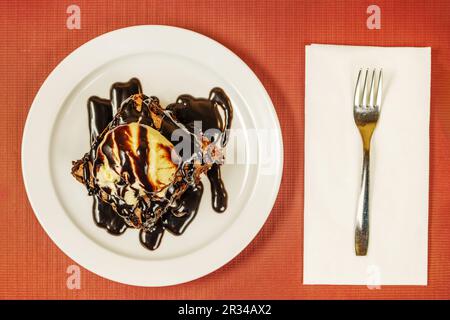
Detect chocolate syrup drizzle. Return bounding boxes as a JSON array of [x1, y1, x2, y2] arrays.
[[166, 90, 233, 213], [86, 78, 232, 250]]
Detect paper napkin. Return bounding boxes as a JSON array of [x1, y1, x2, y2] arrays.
[[303, 44, 431, 285]]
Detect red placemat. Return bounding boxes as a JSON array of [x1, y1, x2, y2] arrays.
[[0, 0, 449, 299]]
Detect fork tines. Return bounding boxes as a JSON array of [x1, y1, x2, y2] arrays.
[[354, 68, 383, 109]]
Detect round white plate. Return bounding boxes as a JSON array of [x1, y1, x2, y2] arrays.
[[22, 25, 283, 286]]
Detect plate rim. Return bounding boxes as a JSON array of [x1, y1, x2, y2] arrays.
[[22, 25, 284, 287]]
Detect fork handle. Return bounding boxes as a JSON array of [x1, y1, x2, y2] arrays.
[[355, 149, 370, 256]]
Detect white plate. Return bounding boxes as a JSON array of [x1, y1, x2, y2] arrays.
[[22, 25, 283, 286]]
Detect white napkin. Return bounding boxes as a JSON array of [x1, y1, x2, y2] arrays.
[[303, 44, 431, 285]]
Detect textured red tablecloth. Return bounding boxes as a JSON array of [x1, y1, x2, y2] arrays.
[[1, 0, 449, 299]]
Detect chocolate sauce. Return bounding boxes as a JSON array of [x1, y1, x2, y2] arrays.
[[139, 221, 165, 251], [87, 97, 124, 235], [92, 196, 127, 235], [87, 97, 112, 149], [87, 80, 142, 236], [110, 78, 142, 114], [82, 79, 233, 250], [163, 183, 204, 235], [166, 88, 233, 212], [206, 164, 227, 213]]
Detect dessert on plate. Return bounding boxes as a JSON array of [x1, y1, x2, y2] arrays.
[[71, 78, 233, 250]]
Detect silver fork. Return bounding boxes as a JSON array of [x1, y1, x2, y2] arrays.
[[353, 68, 383, 256]]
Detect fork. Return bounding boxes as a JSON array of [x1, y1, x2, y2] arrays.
[[353, 68, 383, 256]]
